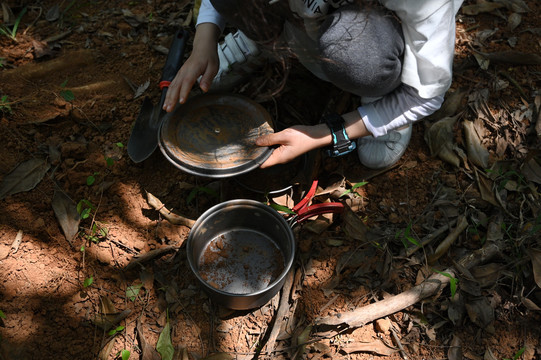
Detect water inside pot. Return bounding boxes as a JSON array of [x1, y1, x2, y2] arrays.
[[198, 229, 285, 294]]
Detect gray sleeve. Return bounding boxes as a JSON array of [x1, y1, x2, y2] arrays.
[[357, 84, 444, 138]]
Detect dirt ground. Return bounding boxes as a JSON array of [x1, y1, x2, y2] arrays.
[[1, 0, 540, 359]]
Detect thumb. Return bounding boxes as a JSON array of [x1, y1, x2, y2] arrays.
[[200, 67, 218, 93]]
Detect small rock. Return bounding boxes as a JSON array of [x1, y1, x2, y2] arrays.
[[417, 152, 429, 162], [0, 245, 11, 261], [375, 318, 392, 334], [54, 97, 67, 108]]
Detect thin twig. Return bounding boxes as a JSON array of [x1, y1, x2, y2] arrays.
[[498, 71, 528, 99], [109, 239, 138, 255], [404, 219, 457, 257], [390, 327, 409, 360]]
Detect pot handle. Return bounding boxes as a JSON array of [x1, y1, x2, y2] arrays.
[[294, 202, 344, 224]]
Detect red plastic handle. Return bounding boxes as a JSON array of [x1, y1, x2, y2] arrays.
[[159, 80, 172, 90], [295, 202, 344, 224], [292, 179, 319, 212]]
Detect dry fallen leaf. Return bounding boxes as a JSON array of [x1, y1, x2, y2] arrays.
[[521, 156, 541, 184], [530, 248, 541, 289], [122, 9, 148, 27], [475, 169, 499, 207], [45, 4, 60, 22], [465, 296, 495, 329], [341, 205, 368, 242], [137, 319, 162, 360], [463, 120, 490, 168], [507, 12, 522, 31], [521, 297, 541, 311], [471, 263, 504, 288], [485, 347, 499, 360], [98, 337, 116, 360], [425, 114, 461, 167], [0, 158, 50, 200], [134, 79, 150, 99], [448, 334, 463, 360], [1, 3, 15, 25], [426, 88, 467, 121], [473, 52, 490, 70], [448, 292, 465, 325], [428, 216, 468, 265], [52, 190, 81, 244]]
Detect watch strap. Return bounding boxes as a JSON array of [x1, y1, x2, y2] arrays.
[[324, 113, 356, 157]]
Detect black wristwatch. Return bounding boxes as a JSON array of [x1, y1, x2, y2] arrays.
[[323, 113, 356, 157]]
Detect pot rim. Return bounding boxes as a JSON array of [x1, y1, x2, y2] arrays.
[[187, 199, 296, 299]]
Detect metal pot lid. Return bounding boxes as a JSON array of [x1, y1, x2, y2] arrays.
[[158, 93, 274, 178]]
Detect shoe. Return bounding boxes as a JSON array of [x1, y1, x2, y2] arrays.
[[357, 124, 412, 169], [210, 30, 264, 91]]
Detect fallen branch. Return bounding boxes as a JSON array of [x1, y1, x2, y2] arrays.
[[315, 238, 502, 328], [124, 245, 179, 271], [146, 191, 196, 228], [263, 268, 295, 355], [43, 29, 72, 43]]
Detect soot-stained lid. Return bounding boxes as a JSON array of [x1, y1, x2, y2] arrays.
[[158, 93, 274, 178]]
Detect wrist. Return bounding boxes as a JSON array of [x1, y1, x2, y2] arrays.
[[299, 124, 334, 150], [194, 23, 221, 45], [322, 113, 356, 157]]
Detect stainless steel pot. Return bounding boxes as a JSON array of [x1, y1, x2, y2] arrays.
[[186, 200, 296, 310], [187, 188, 344, 310]]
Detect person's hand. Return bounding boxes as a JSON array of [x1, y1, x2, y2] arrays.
[[163, 24, 221, 113], [256, 125, 330, 168], [256, 110, 369, 168]]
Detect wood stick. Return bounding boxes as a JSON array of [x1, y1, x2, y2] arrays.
[[124, 246, 178, 271], [315, 241, 501, 327], [146, 191, 196, 228], [263, 268, 295, 355]]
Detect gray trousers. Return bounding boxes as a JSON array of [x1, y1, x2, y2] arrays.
[[210, 1, 405, 97]]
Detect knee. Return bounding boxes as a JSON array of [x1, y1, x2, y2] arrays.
[[318, 5, 404, 96]]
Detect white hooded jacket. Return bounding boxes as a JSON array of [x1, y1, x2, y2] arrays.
[[196, 0, 464, 137]]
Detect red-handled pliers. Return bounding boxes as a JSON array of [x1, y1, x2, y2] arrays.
[[287, 180, 344, 226]]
